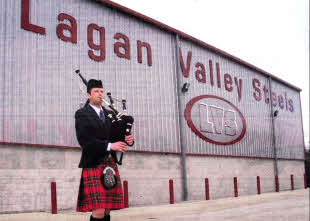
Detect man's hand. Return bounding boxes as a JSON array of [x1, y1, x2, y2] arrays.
[[125, 135, 134, 146], [110, 142, 127, 152]]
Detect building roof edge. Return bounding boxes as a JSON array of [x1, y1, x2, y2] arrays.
[[96, 0, 302, 92]]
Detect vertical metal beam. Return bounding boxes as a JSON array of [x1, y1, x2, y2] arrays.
[[268, 77, 279, 176], [175, 34, 188, 201]]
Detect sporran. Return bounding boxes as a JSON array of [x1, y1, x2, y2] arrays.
[[100, 166, 117, 190]]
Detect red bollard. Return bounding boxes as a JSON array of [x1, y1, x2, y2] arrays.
[[233, 177, 238, 197], [290, 174, 294, 190], [205, 178, 210, 200], [169, 179, 174, 204], [257, 176, 261, 195], [123, 180, 129, 208], [51, 182, 57, 214], [275, 175, 279, 192], [304, 173, 307, 189]]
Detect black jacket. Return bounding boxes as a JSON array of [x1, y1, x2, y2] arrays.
[[75, 104, 117, 168]]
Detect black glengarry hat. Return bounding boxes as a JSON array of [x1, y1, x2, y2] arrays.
[[87, 79, 103, 93]]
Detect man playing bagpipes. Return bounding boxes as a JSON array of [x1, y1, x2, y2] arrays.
[[75, 79, 134, 221]]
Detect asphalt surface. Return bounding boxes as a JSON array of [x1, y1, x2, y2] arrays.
[[0, 189, 309, 221]]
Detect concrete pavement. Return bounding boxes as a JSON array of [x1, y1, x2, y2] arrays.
[[0, 189, 309, 221]]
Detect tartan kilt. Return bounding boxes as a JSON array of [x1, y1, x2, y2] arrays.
[[76, 156, 124, 212]]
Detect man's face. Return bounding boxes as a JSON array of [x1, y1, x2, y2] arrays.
[[87, 88, 104, 106]]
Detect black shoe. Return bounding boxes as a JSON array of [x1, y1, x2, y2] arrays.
[[104, 215, 110, 221], [90, 215, 105, 221]]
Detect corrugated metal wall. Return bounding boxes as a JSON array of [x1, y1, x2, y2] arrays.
[[0, 0, 181, 152], [271, 82, 304, 159], [0, 0, 304, 159], [0, 0, 5, 142], [178, 39, 274, 158]]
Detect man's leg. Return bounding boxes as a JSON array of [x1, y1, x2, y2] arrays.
[[91, 209, 110, 221], [91, 209, 105, 220], [104, 209, 111, 221]]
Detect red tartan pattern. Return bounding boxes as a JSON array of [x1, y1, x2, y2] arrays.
[[76, 157, 124, 212]]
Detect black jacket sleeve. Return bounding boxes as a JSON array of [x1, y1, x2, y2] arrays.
[[75, 109, 110, 156]]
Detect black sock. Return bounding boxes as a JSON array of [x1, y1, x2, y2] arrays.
[[90, 215, 105, 221], [104, 215, 110, 221]]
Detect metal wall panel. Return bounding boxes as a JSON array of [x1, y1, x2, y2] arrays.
[[0, 0, 304, 159], [0, 0, 180, 152], [0, 0, 6, 142], [178, 38, 274, 158], [68, 1, 181, 152], [3, 0, 32, 143], [271, 82, 304, 159]]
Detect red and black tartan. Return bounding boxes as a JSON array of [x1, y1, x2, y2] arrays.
[[76, 156, 124, 212]]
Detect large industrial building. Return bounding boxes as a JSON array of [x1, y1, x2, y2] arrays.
[[0, 0, 305, 213]]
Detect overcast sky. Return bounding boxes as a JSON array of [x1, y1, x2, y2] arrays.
[[112, 0, 309, 146]]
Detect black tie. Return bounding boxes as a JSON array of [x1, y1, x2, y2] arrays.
[[99, 110, 105, 122]]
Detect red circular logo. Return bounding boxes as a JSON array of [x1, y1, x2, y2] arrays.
[[184, 95, 246, 145]]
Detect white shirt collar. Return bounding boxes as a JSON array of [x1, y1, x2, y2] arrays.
[[89, 103, 103, 117]]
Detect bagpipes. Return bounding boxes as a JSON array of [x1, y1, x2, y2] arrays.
[[75, 70, 134, 165]]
